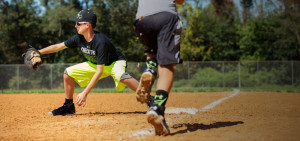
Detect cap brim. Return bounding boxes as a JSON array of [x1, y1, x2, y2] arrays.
[[69, 17, 81, 22]]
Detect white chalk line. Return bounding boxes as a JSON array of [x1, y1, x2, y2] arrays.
[[200, 89, 240, 112], [165, 107, 199, 115], [130, 89, 240, 138]]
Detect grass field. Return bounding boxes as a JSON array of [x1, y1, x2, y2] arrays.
[[1, 85, 300, 94], [1, 90, 300, 140]]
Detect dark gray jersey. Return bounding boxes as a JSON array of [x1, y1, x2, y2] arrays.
[[136, 0, 177, 19]]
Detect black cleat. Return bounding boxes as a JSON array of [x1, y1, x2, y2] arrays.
[[147, 104, 170, 136], [48, 103, 75, 116]]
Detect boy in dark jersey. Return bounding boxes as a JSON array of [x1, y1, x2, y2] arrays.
[[39, 9, 139, 116], [134, 0, 185, 136]]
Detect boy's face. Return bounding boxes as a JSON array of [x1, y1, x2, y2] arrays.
[[75, 22, 89, 34]]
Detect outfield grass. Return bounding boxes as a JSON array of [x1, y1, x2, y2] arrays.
[[1, 86, 300, 94]]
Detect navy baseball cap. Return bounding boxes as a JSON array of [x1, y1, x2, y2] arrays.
[[70, 9, 97, 27]]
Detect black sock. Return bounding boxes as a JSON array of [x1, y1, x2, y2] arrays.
[[154, 90, 168, 107], [146, 58, 158, 70], [64, 98, 73, 105]]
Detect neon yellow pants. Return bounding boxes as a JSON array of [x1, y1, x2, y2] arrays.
[[65, 60, 127, 91]]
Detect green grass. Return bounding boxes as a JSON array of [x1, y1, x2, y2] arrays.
[[240, 86, 300, 93], [2, 86, 299, 94], [0, 88, 131, 94], [171, 87, 234, 92]]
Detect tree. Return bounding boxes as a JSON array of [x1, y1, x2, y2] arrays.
[[92, 0, 145, 62], [280, 0, 300, 15], [211, 0, 235, 23], [39, 0, 84, 63], [273, 0, 300, 60], [238, 0, 300, 60], [0, 0, 42, 64], [241, 0, 253, 26], [237, 16, 277, 60], [180, 1, 241, 61], [180, 4, 208, 61]]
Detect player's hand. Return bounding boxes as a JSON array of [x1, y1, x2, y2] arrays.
[[76, 92, 87, 107]]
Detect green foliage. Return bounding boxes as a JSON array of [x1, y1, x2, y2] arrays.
[[0, 0, 42, 64], [271, 12, 300, 60], [180, 3, 241, 61], [0, 0, 300, 65], [238, 16, 278, 60], [173, 61, 299, 89], [92, 0, 145, 62], [173, 79, 190, 88], [0, 65, 17, 89], [237, 0, 300, 60], [180, 4, 210, 61], [191, 67, 223, 87], [240, 0, 254, 25]]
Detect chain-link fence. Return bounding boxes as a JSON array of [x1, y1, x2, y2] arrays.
[[0, 61, 299, 90]]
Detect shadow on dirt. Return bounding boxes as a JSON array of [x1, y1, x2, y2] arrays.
[[170, 121, 244, 135], [75, 111, 146, 116]]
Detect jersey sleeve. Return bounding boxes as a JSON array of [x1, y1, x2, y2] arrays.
[[64, 35, 80, 48]]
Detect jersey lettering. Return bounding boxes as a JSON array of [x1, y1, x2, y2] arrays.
[[81, 47, 96, 55]]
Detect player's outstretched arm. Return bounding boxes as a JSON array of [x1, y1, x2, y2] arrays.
[[175, 0, 185, 5], [39, 42, 67, 55]]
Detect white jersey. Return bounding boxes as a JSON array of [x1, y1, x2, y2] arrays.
[[136, 0, 177, 19]]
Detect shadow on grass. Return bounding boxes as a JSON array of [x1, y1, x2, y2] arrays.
[[170, 121, 244, 136]]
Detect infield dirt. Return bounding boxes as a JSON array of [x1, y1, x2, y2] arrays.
[[1, 91, 299, 140]]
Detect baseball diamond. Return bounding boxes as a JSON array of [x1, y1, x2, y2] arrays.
[[0, 91, 299, 140]]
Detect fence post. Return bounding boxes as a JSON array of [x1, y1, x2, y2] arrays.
[[222, 61, 225, 88], [187, 61, 190, 85], [238, 61, 241, 88], [291, 61, 294, 86], [50, 64, 53, 89], [257, 61, 259, 87], [17, 65, 19, 90]]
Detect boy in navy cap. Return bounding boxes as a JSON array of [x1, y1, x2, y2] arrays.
[[39, 9, 139, 116]]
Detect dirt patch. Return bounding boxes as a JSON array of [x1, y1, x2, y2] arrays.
[[0, 91, 299, 140]]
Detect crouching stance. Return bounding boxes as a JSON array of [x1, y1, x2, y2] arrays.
[[39, 9, 139, 115]]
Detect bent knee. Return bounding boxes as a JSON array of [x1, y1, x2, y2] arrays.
[[120, 72, 133, 80]]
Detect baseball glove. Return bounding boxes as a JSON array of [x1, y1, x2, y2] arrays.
[[23, 45, 42, 70]]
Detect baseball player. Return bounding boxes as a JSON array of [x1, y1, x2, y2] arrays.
[[39, 9, 139, 116], [134, 0, 185, 136]]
